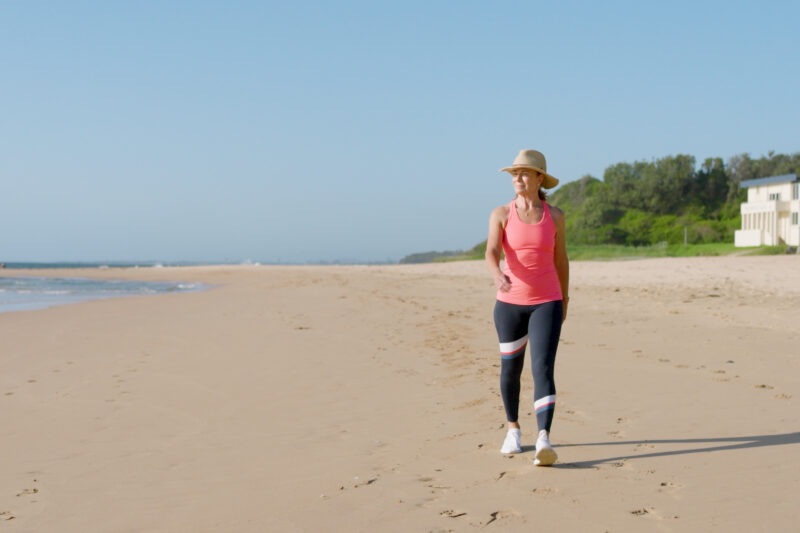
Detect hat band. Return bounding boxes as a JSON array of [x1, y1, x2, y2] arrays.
[[510, 164, 546, 172]]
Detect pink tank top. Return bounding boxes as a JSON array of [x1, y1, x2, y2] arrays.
[[497, 200, 563, 305]]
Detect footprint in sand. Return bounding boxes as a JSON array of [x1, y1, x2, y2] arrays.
[[16, 488, 38, 497], [440, 432, 467, 441], [755, 384, 775, 390], [531, 487, 559, 495], [440, 509, 467, 518], [774, 393, 792, 399], [457, 398, 487, 409], [348, 476, 378, 489], [484, 509, 524, 526], [634, 506, 675, 520]]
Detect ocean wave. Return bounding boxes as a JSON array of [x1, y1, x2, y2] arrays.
[[0, 277, 206, 314]]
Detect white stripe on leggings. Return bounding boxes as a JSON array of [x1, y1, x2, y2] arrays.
[[534, 394, 556, 411], [499, 335, 528, 355]]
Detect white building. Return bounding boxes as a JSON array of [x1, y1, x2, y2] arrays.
[[734, 173, 800, 247]]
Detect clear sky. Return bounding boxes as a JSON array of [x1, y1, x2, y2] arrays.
[[2, 1, 798, 263]]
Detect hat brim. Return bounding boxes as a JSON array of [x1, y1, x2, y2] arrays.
[[499, 165, 559, 189]]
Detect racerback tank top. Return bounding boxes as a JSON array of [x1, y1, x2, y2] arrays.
[[496, 200, 563, 305]]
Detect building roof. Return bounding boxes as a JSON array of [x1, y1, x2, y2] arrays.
[[739, 173, 798, 189]]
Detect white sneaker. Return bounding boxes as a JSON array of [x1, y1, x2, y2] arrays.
[[534, 430, 557, 466], [500, 428, 522, 454]]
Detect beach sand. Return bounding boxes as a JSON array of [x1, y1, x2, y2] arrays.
[[1, 256, 799, 532]]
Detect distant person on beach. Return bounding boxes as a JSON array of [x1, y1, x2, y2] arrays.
[[485, 149, 570, 466]]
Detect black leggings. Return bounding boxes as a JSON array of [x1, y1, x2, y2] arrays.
[[493, 299, 563, 432]]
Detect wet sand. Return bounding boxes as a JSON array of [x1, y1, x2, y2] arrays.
[[1, 256, 799, 532]]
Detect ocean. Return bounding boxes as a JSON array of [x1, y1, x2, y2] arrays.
[[0, 261, 209, 269], [0, 273, 204, 314]]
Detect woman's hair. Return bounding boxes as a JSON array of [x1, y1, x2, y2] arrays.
[[533, 170, 548, 201], [538, 188, 547, 201]]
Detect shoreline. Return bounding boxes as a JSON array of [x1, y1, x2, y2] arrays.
[[0, 276, 206, 315]]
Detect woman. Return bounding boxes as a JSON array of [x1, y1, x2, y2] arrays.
[[485, 149, 569, 466]]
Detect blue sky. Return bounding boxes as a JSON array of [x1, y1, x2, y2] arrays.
[[2, 1, 798, 263]]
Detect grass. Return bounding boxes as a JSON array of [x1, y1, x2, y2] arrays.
[[434, 242, 792, 262], [567, 243, 791, 260], [568, 243, 730, 260], [741, 245, 791, 256]]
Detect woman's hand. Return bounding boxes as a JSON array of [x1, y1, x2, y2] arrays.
[[494, 273, 512, 292], [562, 298, 568, 324]]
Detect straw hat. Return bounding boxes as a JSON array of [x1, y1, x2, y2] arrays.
[[500, 149, 559, 189]]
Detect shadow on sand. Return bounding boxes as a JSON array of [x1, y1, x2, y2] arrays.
[[551, 431, 800, 469]]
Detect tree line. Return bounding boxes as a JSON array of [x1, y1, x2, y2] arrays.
[[549, 151, 800, 245]]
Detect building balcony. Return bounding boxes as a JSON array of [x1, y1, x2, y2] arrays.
[[740, 200, 790, 214]]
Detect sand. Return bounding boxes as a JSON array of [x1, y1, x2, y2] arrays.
[[1, 256, 799, 532]]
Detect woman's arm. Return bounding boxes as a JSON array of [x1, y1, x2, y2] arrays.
[[551, 206, 570, 322], [485, 206, 511, 292]]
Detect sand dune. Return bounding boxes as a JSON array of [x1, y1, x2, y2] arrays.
[[1, 256, 798, 531]]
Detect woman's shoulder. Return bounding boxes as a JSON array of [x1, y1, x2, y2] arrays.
[[492, 203, 511, 216], [547, 203, 565, 221], [490, 203, 511, 224]]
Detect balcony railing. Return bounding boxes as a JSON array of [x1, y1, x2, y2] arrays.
[[740, 200, 790, 214]]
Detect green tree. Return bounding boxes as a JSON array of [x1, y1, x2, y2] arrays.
[[692, 157, 729, 216], [640, 155, 695, 214]]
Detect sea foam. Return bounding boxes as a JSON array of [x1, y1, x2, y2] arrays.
[[0, 276, 204, 314]]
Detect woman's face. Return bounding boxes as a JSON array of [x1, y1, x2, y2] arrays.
[[511, 169, 544, 196]]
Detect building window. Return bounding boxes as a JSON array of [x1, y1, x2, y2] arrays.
[[794, 182, 799, 200], [769, 192, 781, 201], [793, 212, 799, 225]]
